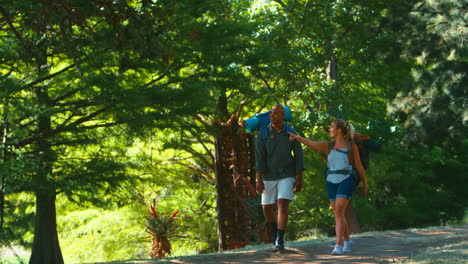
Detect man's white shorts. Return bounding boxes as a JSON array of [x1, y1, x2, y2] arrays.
[[261, 177, 296, 205]]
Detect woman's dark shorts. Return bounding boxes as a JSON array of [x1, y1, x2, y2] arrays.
[[326, 176, 356, 202]]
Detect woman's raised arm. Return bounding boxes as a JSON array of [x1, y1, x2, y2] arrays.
[[288, 132, 328, 152]]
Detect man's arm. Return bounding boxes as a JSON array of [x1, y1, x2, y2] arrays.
[[256, 172, 265, 194], [254, 134, 267, 174], [254, 134, 267, 194]]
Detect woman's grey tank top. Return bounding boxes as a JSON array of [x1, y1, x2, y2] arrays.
[[327, 148, 352, 183]]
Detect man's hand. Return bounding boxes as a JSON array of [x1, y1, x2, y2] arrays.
[[256, 180, 265, 194], [294, 173, 303, 193], [294, 178, 303, 193]]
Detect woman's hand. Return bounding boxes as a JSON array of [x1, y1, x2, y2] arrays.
[[287, 132, 299, 141], [361, 184, 368, 196]]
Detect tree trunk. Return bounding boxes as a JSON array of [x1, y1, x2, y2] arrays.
[[0, 109, 6, 231], [215, 119, 255, 251], [29, 84, 64, 264], [327, 54, 339, 82], [29, 193, 64, 264], [327, 53, 361, 234], [345, 203, 361, 234], [150, 234, 171, 258], [0, 182, 4, 231], [214, 134, 228, 251]]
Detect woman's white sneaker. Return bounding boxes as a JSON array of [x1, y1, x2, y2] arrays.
[[331, 244, 344, 255], [343, 241, 352, 253]]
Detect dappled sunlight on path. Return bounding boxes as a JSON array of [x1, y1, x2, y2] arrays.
[[103, 225, 467, 264]]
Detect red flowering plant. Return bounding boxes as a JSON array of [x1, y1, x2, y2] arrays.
[[145, 202, 179, 258]]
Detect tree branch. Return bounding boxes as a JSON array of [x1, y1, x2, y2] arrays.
[[167, 159, 215, 183], [235, 97, 249, 120], [189, 127, 215, 166], [65, 106, 111, 129], [52, 88, 81, 104], [26, 64, 76, 87], [77, 122, 120, 130], [14, 106, 112, 148], [172, 142, 215, 173], [0, 7, 29, 49]]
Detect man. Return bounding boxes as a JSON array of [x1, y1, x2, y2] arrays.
[[255, 104, 305, 251]]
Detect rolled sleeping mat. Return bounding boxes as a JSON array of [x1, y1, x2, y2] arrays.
[[244, 106, 292, 133]]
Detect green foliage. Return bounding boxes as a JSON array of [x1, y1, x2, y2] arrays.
[[57, 207, 147, 263], [56, 183, 219, 262], [53, 137, 221, 261], [387, 0, 467, 147], [1, 0, 255, 261], [139, 166, 219, 254], [1, 0, 466, 262], [353, 138, 468, 230], [146, 209, 179, 237], [0, 193, 35, 246]]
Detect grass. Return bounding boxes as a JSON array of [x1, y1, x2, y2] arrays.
[[0, 256, 28, 264], [0, 245, 29, 264]]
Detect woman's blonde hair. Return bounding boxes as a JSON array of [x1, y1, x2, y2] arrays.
[[332, 119, 355, 149]]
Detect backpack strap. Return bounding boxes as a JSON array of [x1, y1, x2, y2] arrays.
[[260, 125, 269, 141], [347, 144, 355, 168], [327, 141, 356, 168], [319, 141, 334, 163], [325, 141, 361, 185], [260, 124, 295, 141], [327, 141, 334, 154]]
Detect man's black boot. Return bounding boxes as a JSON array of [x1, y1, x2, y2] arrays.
[[275, 229, 285, 251]]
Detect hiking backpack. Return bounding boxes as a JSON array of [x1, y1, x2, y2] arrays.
[[350, 132, 381, 170]]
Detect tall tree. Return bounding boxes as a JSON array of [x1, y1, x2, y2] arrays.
[[387, 0, 467, 147], [363, 0, 468, 229], [0, 0, 225, 262], [261, 0, 409, 124]]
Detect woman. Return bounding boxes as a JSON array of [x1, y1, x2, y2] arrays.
[[288, 119, 368, 255]]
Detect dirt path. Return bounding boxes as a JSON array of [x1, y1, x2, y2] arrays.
[[133, 225, 467, 264]]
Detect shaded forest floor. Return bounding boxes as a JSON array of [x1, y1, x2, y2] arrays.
[[107, 225, 467, 264]]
